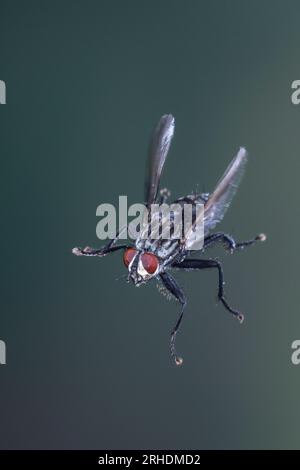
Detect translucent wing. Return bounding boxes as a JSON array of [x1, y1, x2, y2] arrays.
[[203, 147, 248, 234], [144, 114, 175, 207]]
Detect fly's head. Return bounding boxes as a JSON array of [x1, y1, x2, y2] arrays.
[[123, 247, 160, 286]]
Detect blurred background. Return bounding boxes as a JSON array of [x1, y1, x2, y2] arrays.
[[0, 0, 300, 449]]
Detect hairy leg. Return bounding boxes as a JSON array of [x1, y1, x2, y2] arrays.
[[160, 272, 187, 366], [172, 258, 244, 323], [203, 232, 266, 253], [72, 226, 129, 257], [72, 244, 128, 257]]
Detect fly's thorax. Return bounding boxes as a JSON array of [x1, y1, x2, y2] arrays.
[[136, 236, 182, 260], [133, 195, 205, 255]]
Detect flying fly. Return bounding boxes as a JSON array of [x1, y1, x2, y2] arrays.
[[73, 114, 266, 365]]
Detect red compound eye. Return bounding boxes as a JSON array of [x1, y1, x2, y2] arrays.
[[123, 248, 137, 267], [141, 252, 159, 274]]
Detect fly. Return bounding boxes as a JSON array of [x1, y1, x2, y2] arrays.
[[73, 114, 266, 366]]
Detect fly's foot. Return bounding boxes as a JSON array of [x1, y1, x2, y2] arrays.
[[159, 187, 171, 204], [256, 233, 267, 242], [160, 187, 171, 197], [72, 246, 93, 255], [72, 247, 84, 256], [219, 296, 244, 324], [170, 331, 184, 367], [174, 356, 183, 366], [236, 313, 244, 324], [229, 304, 244, 323], [72, 246, 105, 257], [235, 232, 267, 251]]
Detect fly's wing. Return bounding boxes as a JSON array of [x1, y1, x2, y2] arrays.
[[203, 147, 248, 234], [144, 114, 175, 207], [183, 148, 247, 250]]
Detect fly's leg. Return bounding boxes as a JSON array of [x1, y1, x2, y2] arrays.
[[203, 232, 266, 253], [203, 232, 236, 251], [172, 258, 244, 323], [159, 187, 171, 204], [72, 244, 128, 257], [236, 233, 266, 249], [160, 272, 187, 366], [72, 226, 129, 257]]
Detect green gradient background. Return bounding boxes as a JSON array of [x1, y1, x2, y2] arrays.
[[1, 0, 300, 449]]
